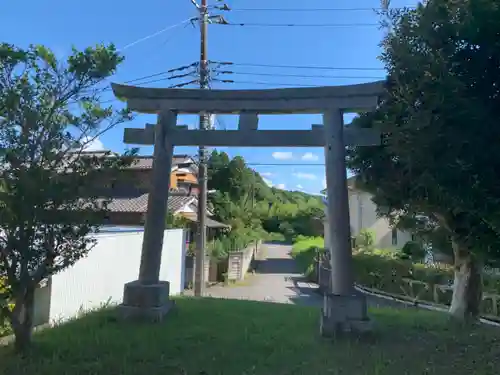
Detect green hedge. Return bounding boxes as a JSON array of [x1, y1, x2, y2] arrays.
[[291, 237, 324, 278], [263, 232, 286, 242], [291, 237, 500, 315], [352, 251, 454, 300]]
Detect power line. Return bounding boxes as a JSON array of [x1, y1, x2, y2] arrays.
[[119, 17, 194, 51], [223, 71, 385, 80], [224, 62, 385, 71], [223, 22, 379, 27], [247, 163, 325, 166], [91, 62, 387, 96], [214, 79, 321, 87], [228, 7, 412, 12]]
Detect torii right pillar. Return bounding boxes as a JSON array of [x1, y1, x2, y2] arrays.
[[320, 108, 371, 336]]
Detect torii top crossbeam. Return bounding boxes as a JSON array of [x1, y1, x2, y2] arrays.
[[111, 81, 384, 114]]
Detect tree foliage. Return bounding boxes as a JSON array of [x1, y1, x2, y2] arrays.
[[207, 150, 324, 249], [346, 0, 500, 320], [0, 43, 136, 352]]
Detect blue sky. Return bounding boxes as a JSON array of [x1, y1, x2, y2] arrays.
[[2, 0, 418, 195]]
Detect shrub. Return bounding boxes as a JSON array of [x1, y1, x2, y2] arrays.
[[208, 239, 228, 259], [0, 278, 13, 338], [291, 237, 325, 278], [352, 252, 454, 299], [292, 236, 324, 253], [357, 247, 400, 259], [401, 241, 426, 261], [355, 229, 376, 250], [278, 221, 296, 241], [291, 238, 500, 312], [264, 232, 286, 242]]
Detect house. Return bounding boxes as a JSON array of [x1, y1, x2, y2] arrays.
[[79, 151, 229, 234], [322, 177, 412, 250], [170, 154, 200, 196]]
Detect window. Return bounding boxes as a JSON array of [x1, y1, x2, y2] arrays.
[[411, 234, 417, 241], [391, 228, 398, 246]]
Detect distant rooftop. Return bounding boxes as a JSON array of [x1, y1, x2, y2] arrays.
[[72, 151, 196, 171]]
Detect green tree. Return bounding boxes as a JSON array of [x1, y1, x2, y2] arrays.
[[165, 212, 190, 229], [0, 43, 135, 352], [347, 0, 500, 321], [207, 150, 230, 190], [206, 151, 324, 243]]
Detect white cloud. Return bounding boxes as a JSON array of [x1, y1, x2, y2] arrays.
[[296, 184, 304, 190], [82, 136, 105, 151], [301, 152, 319, 161], [275, 183, 286, 190], [260, 172, 273, 177], [293, 172, 317, 180], [323, 178, 327, 189], [263, 178, 273, 187], [272, 151, 293, 160]]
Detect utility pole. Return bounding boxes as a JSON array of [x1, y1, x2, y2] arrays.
[[190, 0, 209, 297], [186, 0, 230, 297], [189, 0, 229, 296]]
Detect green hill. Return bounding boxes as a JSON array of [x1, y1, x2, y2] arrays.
[[207, 151, 324, 244]]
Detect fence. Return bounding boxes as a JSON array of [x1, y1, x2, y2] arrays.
[[227, 242, 261, 281], [184, 241, 262, 286], [184, 255, 228, 287], [316, 249, 331, 294], [33, 228, 187, 325], [314, 248, 500, 319]]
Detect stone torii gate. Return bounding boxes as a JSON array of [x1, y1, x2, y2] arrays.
[[112, 81, 384, 335]]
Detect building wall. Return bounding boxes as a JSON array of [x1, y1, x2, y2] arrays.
[[324, 190, 411, 250], [350, 191, 411, 248], [170, 172, 177, 189], [170, 170, 198, 190], [44, 228, 186, 324], [107, 212, 144, 226]]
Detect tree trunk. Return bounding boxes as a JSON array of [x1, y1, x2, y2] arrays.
[[449, 240, 482, 322], [11, 287, 35, 354]]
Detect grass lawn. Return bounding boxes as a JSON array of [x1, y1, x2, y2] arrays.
[[1, 297, 500, 375]]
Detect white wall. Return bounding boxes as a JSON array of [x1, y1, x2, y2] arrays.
[[48, 228, 186, 324], [324, 190, 411, 250]]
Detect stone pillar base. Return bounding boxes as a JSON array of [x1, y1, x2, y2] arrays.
[[117, 280, 174, 321], [320, 293, 372, 337]]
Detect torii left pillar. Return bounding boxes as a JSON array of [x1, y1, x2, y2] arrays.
[[117, 110, 177, 320]]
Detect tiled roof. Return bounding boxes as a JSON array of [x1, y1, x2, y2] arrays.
[[169, 195, 196, 213], [126, 155, 195, 170], [181, 213, 231, 229], [105, 194, 196, 213], [106, 194, 148, 213], [73, 151, 195, 171]]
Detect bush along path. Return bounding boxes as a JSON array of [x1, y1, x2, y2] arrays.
[[203, 243, 410, 310], [290, 236, 500, 321]]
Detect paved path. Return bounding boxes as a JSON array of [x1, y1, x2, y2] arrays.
[[204, 243, 408, 309], [204, 243, 322, 306]]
